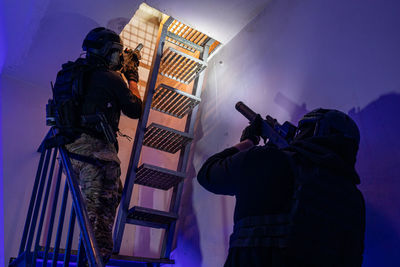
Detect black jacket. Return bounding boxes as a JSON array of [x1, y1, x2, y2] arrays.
[[81, 68, 142, 133], [197, 137, 365, 267]]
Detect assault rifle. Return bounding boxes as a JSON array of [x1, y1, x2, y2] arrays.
[[235, 101, 297, 149], [122, 43, 143, 71]]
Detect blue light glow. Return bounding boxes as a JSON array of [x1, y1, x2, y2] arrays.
[[0, 3, 5, 266]]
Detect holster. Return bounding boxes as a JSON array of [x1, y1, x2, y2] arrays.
[[81, 113, 117, 144]]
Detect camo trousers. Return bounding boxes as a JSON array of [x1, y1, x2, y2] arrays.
[[65, 133, 122, 264]]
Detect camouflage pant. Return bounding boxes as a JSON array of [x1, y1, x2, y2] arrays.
[[65, 133, 122, 263]]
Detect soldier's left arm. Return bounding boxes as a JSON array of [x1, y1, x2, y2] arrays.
[[197, 145, 249, 196]]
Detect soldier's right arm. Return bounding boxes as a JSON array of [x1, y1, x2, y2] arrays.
[[128, 80, 141, 101], [111, 73, 143, 119]]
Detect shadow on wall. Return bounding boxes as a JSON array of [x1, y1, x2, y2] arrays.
[[276, 92, 400, 267], [274, 92, 308, 124], [172, 116, 204, 267], [180, 90, 400, 266], [350, 93, 400, 267]]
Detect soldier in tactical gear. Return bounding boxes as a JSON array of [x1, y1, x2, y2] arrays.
[[63, 27, 143, 263], [197, 108, 365, 266]]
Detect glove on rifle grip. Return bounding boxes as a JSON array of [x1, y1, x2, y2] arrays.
[[122, 48, 141, 82], [240, 114, 263, 145]]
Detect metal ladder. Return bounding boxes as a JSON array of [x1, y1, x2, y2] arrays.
[[113, 16, 219, 264]]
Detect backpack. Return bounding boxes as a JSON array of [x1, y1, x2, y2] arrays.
[[45, 58, 94, 146]]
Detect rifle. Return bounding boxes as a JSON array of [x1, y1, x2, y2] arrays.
[[81, 113, 117, 144], [235, 101, 297, 149], [122, 43, 143, 71]]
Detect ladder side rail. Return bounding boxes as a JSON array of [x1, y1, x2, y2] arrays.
[[18, 127, 53, 258], [113, 16, 174, 254], [161, 38, 215, 258], [25, 147, 53, 259], [42, 162, 63, 266], [51, 180, 69, 267], [178, 38, 214, 166], [77, 233, 87, 266], [62, 207, 76, 267], [32, 147, 58, 265], [18, 146, 47, 256], [59, 146, 104, 267]]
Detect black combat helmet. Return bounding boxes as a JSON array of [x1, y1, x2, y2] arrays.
[[293, 108, 361, 181], [82, 27, 123, 69], [294, 108, 360, 146]]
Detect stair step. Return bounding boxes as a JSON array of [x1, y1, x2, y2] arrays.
[[135, 163, 185, 190], [159, 47, 207, 84], [32, 248, 175, 266], [144, 123, 193, 154], [127, 206, 178, 228], [152, 84, 201, 119], [166, 19, 209, 52], [166, 31, 204, 52], [112, 254, 175, 265]]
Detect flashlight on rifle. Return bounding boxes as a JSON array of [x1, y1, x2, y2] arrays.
[[235, 101, 297, 149]]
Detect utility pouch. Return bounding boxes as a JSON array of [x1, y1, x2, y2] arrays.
[[81, 113, 117, 144], [46, 99, 57, 126]]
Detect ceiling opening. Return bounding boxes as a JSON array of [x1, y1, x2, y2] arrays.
[[119, 3, 221, 97]]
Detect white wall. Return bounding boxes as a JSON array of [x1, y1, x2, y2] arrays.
[[147, 0, 272, 44], [2, 0, 400, 266], [1, 0, 142, 263], [1, 0, 270, 264], [179, 0, 400, 266]]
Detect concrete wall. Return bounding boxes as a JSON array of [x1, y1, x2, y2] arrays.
[[174, 0, 400, 266]]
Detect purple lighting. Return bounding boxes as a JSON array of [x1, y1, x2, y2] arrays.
[[0, 4, 6, 266], [0, 3, 5, 73]]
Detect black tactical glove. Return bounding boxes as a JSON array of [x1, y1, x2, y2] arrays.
[[240, 114, 263, 145], [122, 48, 141, 82]]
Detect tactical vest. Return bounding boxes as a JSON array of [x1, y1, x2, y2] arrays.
[[229, 152, 364, 266], [46, 58, 118, 148]]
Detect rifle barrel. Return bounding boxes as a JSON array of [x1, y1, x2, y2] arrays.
[[235, 101, 257, 122]]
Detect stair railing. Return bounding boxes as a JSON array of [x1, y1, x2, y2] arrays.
[[10, 128, 104, 267]]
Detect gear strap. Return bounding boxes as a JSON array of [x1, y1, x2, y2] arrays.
[[67, 152, 107, 167], [230, 214, 291, 248]]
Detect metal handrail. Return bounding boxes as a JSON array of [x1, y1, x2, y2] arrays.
[[12, 128, 104, 267], [58, 146, 104, 266]]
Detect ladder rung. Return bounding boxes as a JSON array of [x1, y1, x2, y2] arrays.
[[127, 206, 178, 227], [166, 20, 210, 53], [135, 163, 185, 190], [152, 84, 201, 118], [160, 47, 207, 84], [166, 31, 204, 52], [144, 123, 193, 154]]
